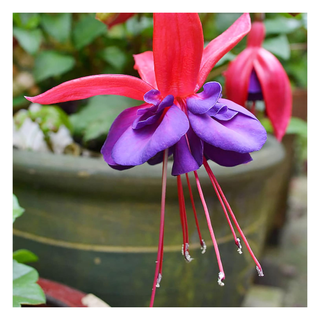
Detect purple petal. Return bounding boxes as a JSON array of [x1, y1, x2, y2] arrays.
[[133, 94, 174, 130], [112, 105, 189, 166], [147, 148, 174, 165], [143, 89, 162, 105], [186, 127, 203, 167], [132, 107, 161, 130], [218, 98, 257, 119], [188, 108, 267, 153], [187, 81, 222, 114], [172, 129, 204, 176], [248, 69, 263, 101], [108, 164, 134, 171], [208, 102, 238, 121], [101, 105, 143, 166], [204, 142, 252, 167]]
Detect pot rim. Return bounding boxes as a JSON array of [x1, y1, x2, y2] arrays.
[[13, 134, 285, 180]]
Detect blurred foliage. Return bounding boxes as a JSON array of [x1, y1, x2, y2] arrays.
[[261, 116, 307, 170], [12, 194, 46, 307], [13, 12, 307, 153], [13, 194, 24, 223], [14, 104, 73, 153], [69, 95, 141, 146]]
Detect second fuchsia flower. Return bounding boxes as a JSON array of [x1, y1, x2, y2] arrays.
[[224, 21, 292, 141], [26, 13, 267, 307], [96, 13, 135, 29]]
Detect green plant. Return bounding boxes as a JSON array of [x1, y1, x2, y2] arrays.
[[12, 194, 46, 307]]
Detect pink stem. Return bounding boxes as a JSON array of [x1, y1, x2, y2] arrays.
[[202, 160, 239, 246], [203, 159, 263, 273], [149, 149, 169, 307], [185, 172, 204, 247], [177, 175, 187, 249], [177, 175, 191, 259], [193, 170, 225, 281]]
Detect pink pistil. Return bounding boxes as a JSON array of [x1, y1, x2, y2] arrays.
[[203, 158, 264, 276], [193, 170, 225, 286], [185, 172, 206, 253], [149, 149, 169, 307]]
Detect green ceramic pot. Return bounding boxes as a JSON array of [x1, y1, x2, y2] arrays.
[[13, 135, 285, 307]]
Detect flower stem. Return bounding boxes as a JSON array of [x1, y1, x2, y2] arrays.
[[149, 149, 169, 307]]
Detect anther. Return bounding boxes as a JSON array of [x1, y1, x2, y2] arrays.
[[201, 239, 207, 254], [184, 250, 194, 263], [156, 273, 162, 287], [256, 266, 264, 277], [236, 238, 242, 254], [218, 272, 225, 286], [182, 243, 193, 262]]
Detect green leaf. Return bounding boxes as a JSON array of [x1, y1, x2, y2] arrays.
[[30, 105, 73, 134], [100, 46, 127, 71], [260, 117, 274, 134], [72, 14, 106, 49], [13, 194, 24, 223], [214, 13, 242, 34], [285, 53, 307, 88], [40, 13, 72, 43], [260, 116, 307, 139], [33, 50, 75, 82], [263, 35, 291, 60], [125, 15, 153, 37], [13, 13, 41, 29], [13, 249, 39, 264], [70, 95, 141, 142], [286, 117, 307, 138], [13, 260, 46, 307], [13, 27, 42, 55], [264, 16, 302, 35], [13, 95, 28, 108], [215, 51, 237, 67]]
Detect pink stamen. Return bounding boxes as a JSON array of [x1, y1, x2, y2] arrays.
[[202, 160, 241, 253], [185, 172, 206, 253], [193, 170, 225, 286], [149, 149, 169, 308], [203, 158, 263, 276], [177, 175, 193, 262]]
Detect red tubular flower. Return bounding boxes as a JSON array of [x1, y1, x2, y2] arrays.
[[96, 13, 135, 29], [26, 13, 267, 307], [224, 21, 292, 141]]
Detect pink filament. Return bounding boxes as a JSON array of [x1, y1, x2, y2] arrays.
[[203, 158, 263, 272], [177, 175, 190, 257], [149, 149, 169, 307], [193, 170, 225, 278], [202, 161, 239, 246], [185, 172, 204, 246]]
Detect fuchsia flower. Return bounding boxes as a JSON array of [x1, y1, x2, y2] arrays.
[[26, 13, 267, 307], [224, 21, 292, 141], [96, 13, 135, 29]]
